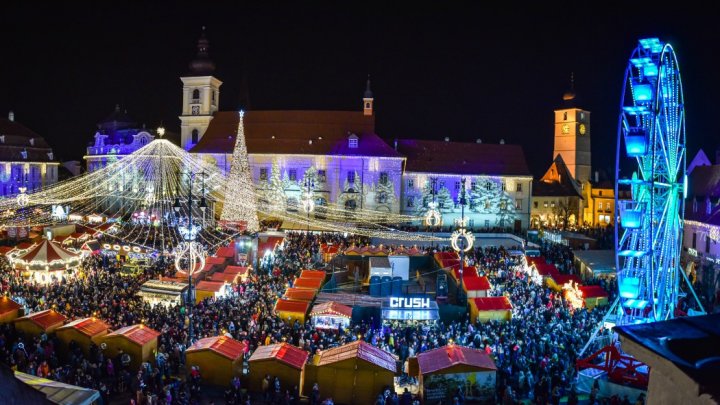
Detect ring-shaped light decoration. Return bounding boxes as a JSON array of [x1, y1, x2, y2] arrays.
[[302, 198, 315, 214], [173, 241, 207, 276], [16, 187, 29, 208], [424, 209, 442, 227], [451, 229, 475, 252]]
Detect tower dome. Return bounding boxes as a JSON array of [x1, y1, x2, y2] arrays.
[[188, 27, 216, 76]]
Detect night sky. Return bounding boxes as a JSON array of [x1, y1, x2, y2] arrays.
[[1, 4, 717, 178]]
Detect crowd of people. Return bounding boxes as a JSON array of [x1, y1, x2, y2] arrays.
[[0, 230, 632, 404]]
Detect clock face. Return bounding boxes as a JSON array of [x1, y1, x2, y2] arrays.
[[561, 124, 570, 134], [191, 105, 200, 116], [579, 123, 587, 135]]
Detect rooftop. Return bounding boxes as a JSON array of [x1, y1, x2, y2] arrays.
[[106, 324, 161, 346], [195, 280, 226, 293], [310, 301, 353, 318], [316, 340, 397, 372], [0, 117, 55, 162], [417, 345, 497, 374], [187, 336, 246, 361], [274, 299, 311, 313], [57, 317, 110, 337], [17, 310, 67, 330], [0, 297, 22, 316], [249, 342, 309, 369], [473, 296, 512, 311]]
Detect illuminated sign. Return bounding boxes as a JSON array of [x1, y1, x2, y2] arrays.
[[390, 296, 430, 309], [688, 248, 698, 257]]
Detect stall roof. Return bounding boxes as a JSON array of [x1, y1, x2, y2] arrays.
[[369, 257, 391, 268], [310, 301, 353, 318], [417, 345, 497, 374], [210, 272, 239, 283], [473, 297, 513, 311], [283, 288, 317, 302], [533, 261, 560, 277], [452, 266, 478, 279], [463, 276, 492, 291], [205, 256, 227, 265], [15, 371, 99, 405], [316, 340, 397, 373], [300, 270, 326, 279], [17, 309, 67, 330], [573, 249, 617, 275], [0, 296, 22, 316], [106, 324, 160, 346], [292, 277, 323, 290], [141, 279, 188, 293], [249, 342, 309, 370], [275, 299, 310, 314], [224, 265, 249, 275], [578, 285, 610, 299], [57, 317, 110, 337], [215, 245, 235, 258], [187, 336, 246, 361], [195, 280, 225, 293]]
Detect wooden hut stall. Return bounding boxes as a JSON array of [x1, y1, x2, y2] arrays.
[[414, 345, 497, 403], [139, 279, 188, 307], [283, 288, 318, 303], [578, 285, 610, 310], [547, 274, 583, 292], [102, 324, 161, 371], [462, 275, 492, 299], [186, 336, 247, 386], [469, 297, 513, 324], [310, 302, 352, 330], [292, 277, 324, 291], [0, 296, 22, 324], [14, 309, 67, 337], [224, 265, 250, 282], [215, 245, 236, 261], [300, 270, 326, 280], [274, 300, 310, 325], [210, 271, 241, 284], [307, 341, 397, 405], [56, 317, 110, 357], [203, 256, 228, 275], [194, 280, 229, 304], [248, 343, 309, 395]]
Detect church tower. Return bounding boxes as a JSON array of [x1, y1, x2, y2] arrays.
[[180, 27, 222, 151], [553, 74, 591, 184], [363, 76, 374, 116]]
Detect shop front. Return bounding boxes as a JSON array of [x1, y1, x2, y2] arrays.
[[381, 295, 439, 321], [139, 280, 188, 307]]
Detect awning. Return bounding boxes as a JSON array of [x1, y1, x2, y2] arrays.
[[14, 371, 100, 405]]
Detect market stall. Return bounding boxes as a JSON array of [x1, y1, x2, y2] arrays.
[[300, 269, 326, 280], [306, 341, 397, 405], [462, 275, 492, 299], [11, 239, 81, 283], [210, 271, 241, 284], [414, 345, 497, 404], [56, 317, 110, 357], [215, 245, 236, 260], [101, 324, 161, 371], [274, 299, 310, 325], [292, 277, 324, 291], [194, 280, 229, 304], [14, 309, 67, 336], [248, 343, 309, 395], [579, 285, 610, 310], [283, 288, 318, 302], [0, 296, 22, 324], [469, 297, 512, 324], [310, 301, 352, 330], [186, 336, 246, 386], [138, 280, 188, 307], [223, 265, 250, 282]]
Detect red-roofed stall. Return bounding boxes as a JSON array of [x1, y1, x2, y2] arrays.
[[310, 301, 352, 330], [215, 245, 236, 259], [209, 271, 241, 284], [462, 275, 492, 298], [186, 336, 247, 386], [56, 317, 110, 357], [0, 296, 22, 324], [194, 280, 229, 304], [306, 340, 398, 405], [274, 300, 310, 325], [470, 297, 513, 324], [283, 288, 317, 302], [223, 265, 250, 282], [249, 343, 309, 395], [14, 309, 67, 336], [300, 270, 326, 280], [578, 285, 610, 310], [292, 277, 324, 291], [414, 345, 497, 403], [101, 324, 161, 371]]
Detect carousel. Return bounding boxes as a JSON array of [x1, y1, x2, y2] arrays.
[[11, 239, 82, 284]]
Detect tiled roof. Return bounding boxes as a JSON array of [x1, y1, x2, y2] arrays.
[[397, 139, 531, 176], [463, 275, 491, 291], [195, 280, 225, 293], [417, 345, 496, 374], [249, 343, 309, 370], [215, 245, 235, 258], [310, 301, 353, 318], [292, 277, 323, 290], [187, 336, 246, 361], [57, 317, 110, 337], [473, 296, 512, 311], [282, 288, 317, 302], [316, 340, 397, 373], [299, 270, 326, 279], [210, 272, 239, 283], [0, 118, 55, 162], [205, 256, 227, 265], [190, 110, 400, 158], [106, 324, 160, 346], [274, 299, 310, 314], [17, 310, 67, 330], [533, 155, 583, 198], [0, 297, 21, 316], [223, 266, 249, 275]]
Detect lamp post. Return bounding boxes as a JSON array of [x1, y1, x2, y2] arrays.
[[302, 177, 315, 234], [451, 178, 474, 305]]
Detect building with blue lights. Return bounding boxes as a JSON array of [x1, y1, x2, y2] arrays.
[[0, 111, 59, 196]]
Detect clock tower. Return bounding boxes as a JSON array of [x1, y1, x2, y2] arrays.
[[180, 27, 222, 151], [552, 77, 591, 184]]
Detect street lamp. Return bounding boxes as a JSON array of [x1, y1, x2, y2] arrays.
[[451, 178, 474, 305], [302, 176, 315, 234], [157, 126, 166, 138]]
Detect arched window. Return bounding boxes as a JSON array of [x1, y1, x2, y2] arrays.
[[139, 136, 148, 145], [192, 89, 200, 101], [192, 129, 199, 144]]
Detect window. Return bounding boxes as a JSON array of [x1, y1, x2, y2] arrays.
[[580, 112, 585, 120], [348, 134, 359, 148], [259, 168, 268, 181], [501, 182, 506, 191], [707, 235, 711, 254], [407, 196, 415, 208], [543, 201, 548, 208], [534, 201, 538, 209], [365, 102, 370, 109], [485, 182, 492, 191], [379, 172, 389, 185], [598, 202, 603, 210], [469, 219, 475, 228], [551, 201, 556, 208], [407, 179, 414, 189], [439, 180, 445, 188], [192, 89, 200, 101], [516, 183, 522, 192], [485, 201, 490, 210], [599, 190, 603, 196], [289, 169, 297, 181], [471, 182, 476, 189], [455, 181, 461, 191], [317, 170, 326, 182], [693, 232, 697, 249], [563, 112, 568, 120], [191, 129, 199, 144], [347, 171, 355, 183], [516, 199, 522, 210], [484, 220, 490, 228]]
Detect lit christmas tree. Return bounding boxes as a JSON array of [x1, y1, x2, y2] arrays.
[[220, 111, 260, 232], [265, 161, 287, 213]]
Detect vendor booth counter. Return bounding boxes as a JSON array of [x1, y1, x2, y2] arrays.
[[310, 301, 352, 330], [139, 279, 188, 308], [186, 336, 246, 387], [305, 340, 398, 405], [413, 345, 497, 404], [274, 299, 310, 325], [248, 343, 309, 396], [194, 280, 229, 304]]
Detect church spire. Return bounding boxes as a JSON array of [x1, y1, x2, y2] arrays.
[[188, 26, 216, 76], [363, 75, 374, 116], [563, 72, 576, 101]]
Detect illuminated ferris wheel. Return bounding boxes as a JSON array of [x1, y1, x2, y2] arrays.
[[615, 38, 689, 324]]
